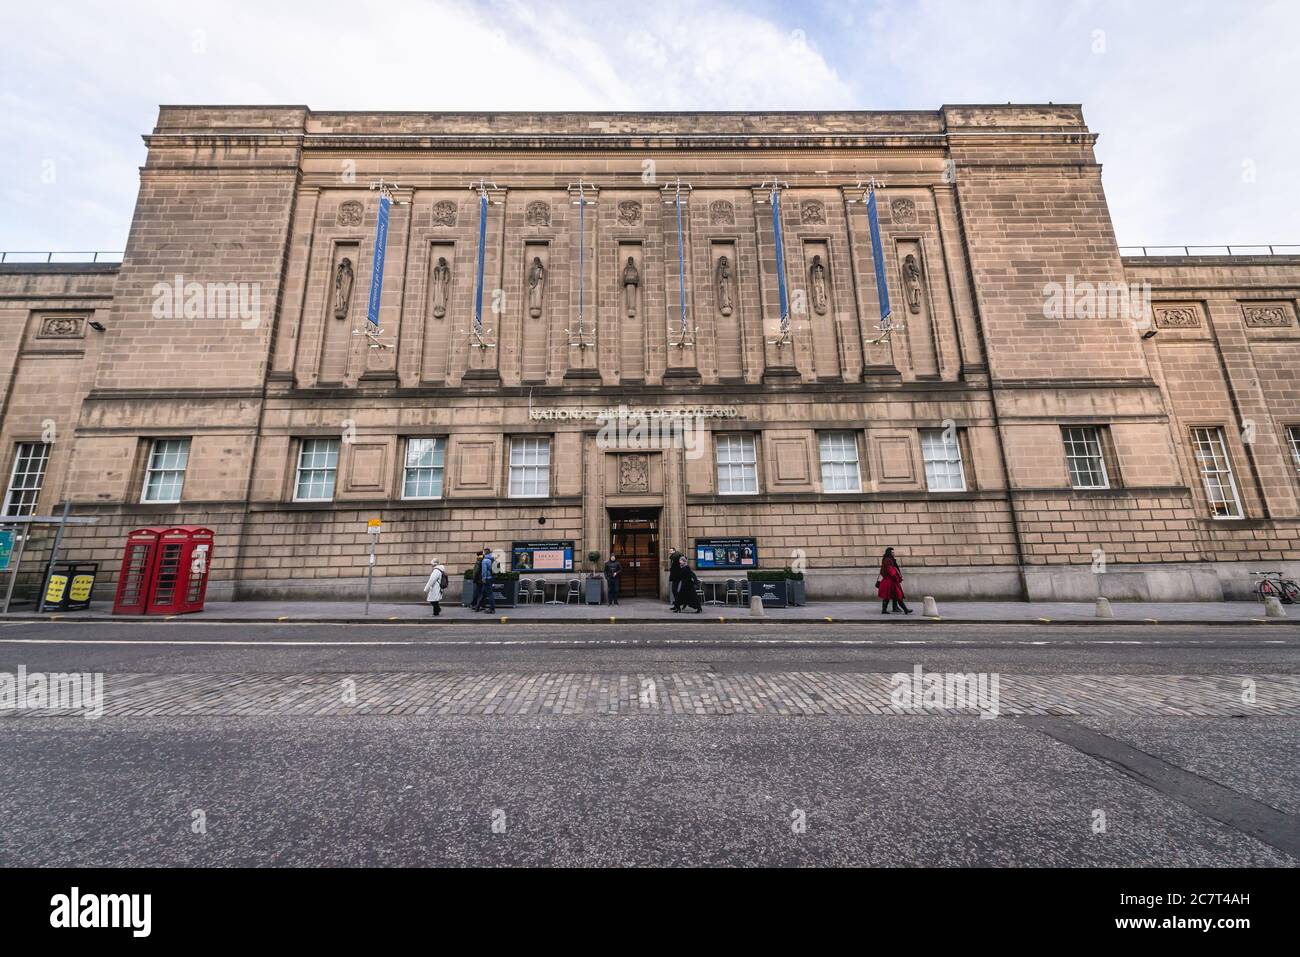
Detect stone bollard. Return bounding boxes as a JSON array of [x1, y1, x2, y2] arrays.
[[922, 595, 939, 617], [1095, 596, 1114, 618], [1264, 596, 1287, 618], [749, 595, 766, 617]]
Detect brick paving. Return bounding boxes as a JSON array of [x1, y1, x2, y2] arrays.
[[2, 671, 1297, 719]]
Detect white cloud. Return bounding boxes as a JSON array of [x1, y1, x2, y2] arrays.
[[0, 0, 1294, 249]]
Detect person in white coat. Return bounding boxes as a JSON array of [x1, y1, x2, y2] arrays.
[[423, 559, 448, 617]]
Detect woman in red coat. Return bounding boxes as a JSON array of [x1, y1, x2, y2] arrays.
[[877, 547, 913, 615]]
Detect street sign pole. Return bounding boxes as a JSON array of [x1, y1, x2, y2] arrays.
[[36, 501, 71, 614], [364, 518, 382, 616]]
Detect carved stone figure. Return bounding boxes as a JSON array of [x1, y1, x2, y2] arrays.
[[527, 256, 546, 318], [338, 201, 364, 227], [38, 316, 84, 338], [622, 256, 640, 318], [619, 454, 649, 493], [1243, 304, 1293, 327], [334, 258, 355, 319], [617, 201, 642, 226], [430, 256, 451, 318], [526, 201, 550, 226], [709, 200, 735, 226], [715, 255, 733, 317], [432, 200, 457, 226], [903, 253, 924, 314], [809, 254, 829, 315], [801, 200, 826, 225]]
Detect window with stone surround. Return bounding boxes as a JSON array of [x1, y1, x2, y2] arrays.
[[3, 442, 50, 517], [716, 433, 758, 495], [1288, 427, 1300, 483], [920, 428, 966, 492], [294, 438, 339, 502], [141, 438, 191, 503], [1061, 426, 1110, 489], [508, 436, 550, 498], [818, 431, 862, 493], [1190, 427, 1242, 519], [402, 437, 446, 500]]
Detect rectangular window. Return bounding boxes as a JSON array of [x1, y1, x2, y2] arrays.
[[3, 443, 50, 517], [1061, 426, 1110, 489], [294, 438, 339, 502], [1288, 426, 1300, 482], [920, 428, 966, 492], [716, 433, 759, 494], [1190, 426, 1242, 519], [508, 437, 550, 498], [403, 437, 446, 500], [141, 438, 191, 503], [818, 431, 862, 492]]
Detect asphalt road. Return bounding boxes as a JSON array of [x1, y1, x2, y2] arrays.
[[1, 619, 1297, 867]]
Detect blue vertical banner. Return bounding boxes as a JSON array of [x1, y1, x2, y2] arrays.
[[867, 190, 892, 323], [365, 192, 390, 328], [675, 187, 687, 336], [473, 191, 488, 334], [771, 186, 789, 325]]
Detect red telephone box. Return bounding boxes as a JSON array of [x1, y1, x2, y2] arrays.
[[112, 526, 214, 615]]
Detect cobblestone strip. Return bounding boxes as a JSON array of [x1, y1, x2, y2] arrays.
[[2, 672, 1297, 718]]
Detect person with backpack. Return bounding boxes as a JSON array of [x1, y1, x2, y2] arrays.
[[423, 559, 448, 617], [477, 547, 497, 614]]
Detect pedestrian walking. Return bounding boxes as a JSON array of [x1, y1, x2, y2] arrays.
[[469, 549, 484, 610], [668, 552, 683, 612], [877, 547, 913, 615], [675, 554, 703, 613], [478, 547, 497, 614], [604, 553, 623, 606], [423, 559, 448, 617]]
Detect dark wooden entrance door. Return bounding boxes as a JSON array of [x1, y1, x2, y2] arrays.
[[608, 509, 660, 598]]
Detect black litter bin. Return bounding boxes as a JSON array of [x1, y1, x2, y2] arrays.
[[43, 561, 99, 612]]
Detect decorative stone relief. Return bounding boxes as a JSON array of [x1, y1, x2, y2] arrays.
[[808, 254, 829, 316], [334, 258, 355, 319], [525, 201, 550, 226], [430, 256, 451, 319], [338, 201, 364, 227], [800, 200, 826, 224], [1242, 302, 1294, 327], [891, 199, 916, 225], [715, 255, 734, 317], [709, 200, 734, 226], [432, 201, 458, 226], [902, 253, 924, 314], [37, 316, 85, 339], [527, 256, 546, 318], [617, 201, 642, 226], [1153, 305, 1202, 328], [621, 256, 640, 318], [619, 454, 649, 493]]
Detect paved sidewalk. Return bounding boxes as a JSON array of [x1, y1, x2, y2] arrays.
[[5, 596, 1295, 625]]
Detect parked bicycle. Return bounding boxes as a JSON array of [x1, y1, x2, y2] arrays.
[[1253, 569, 1299, 604]]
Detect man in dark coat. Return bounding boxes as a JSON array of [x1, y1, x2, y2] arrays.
[[469, 550, 484, 610], [604, 554, 623, 606]]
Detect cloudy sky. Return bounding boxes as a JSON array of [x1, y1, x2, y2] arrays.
[[1, 0, 1296, 253]]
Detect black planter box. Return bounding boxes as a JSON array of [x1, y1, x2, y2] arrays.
[[462, 579, 519, 608], [787, 579, 806, 606], [748, 579, 788, 608]]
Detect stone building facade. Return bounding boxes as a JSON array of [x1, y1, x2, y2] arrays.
[[1, 105, 1297, 602]]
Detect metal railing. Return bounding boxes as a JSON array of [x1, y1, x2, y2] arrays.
[[0, 250, 124, 264], [1120, 244, 1300, 257]]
